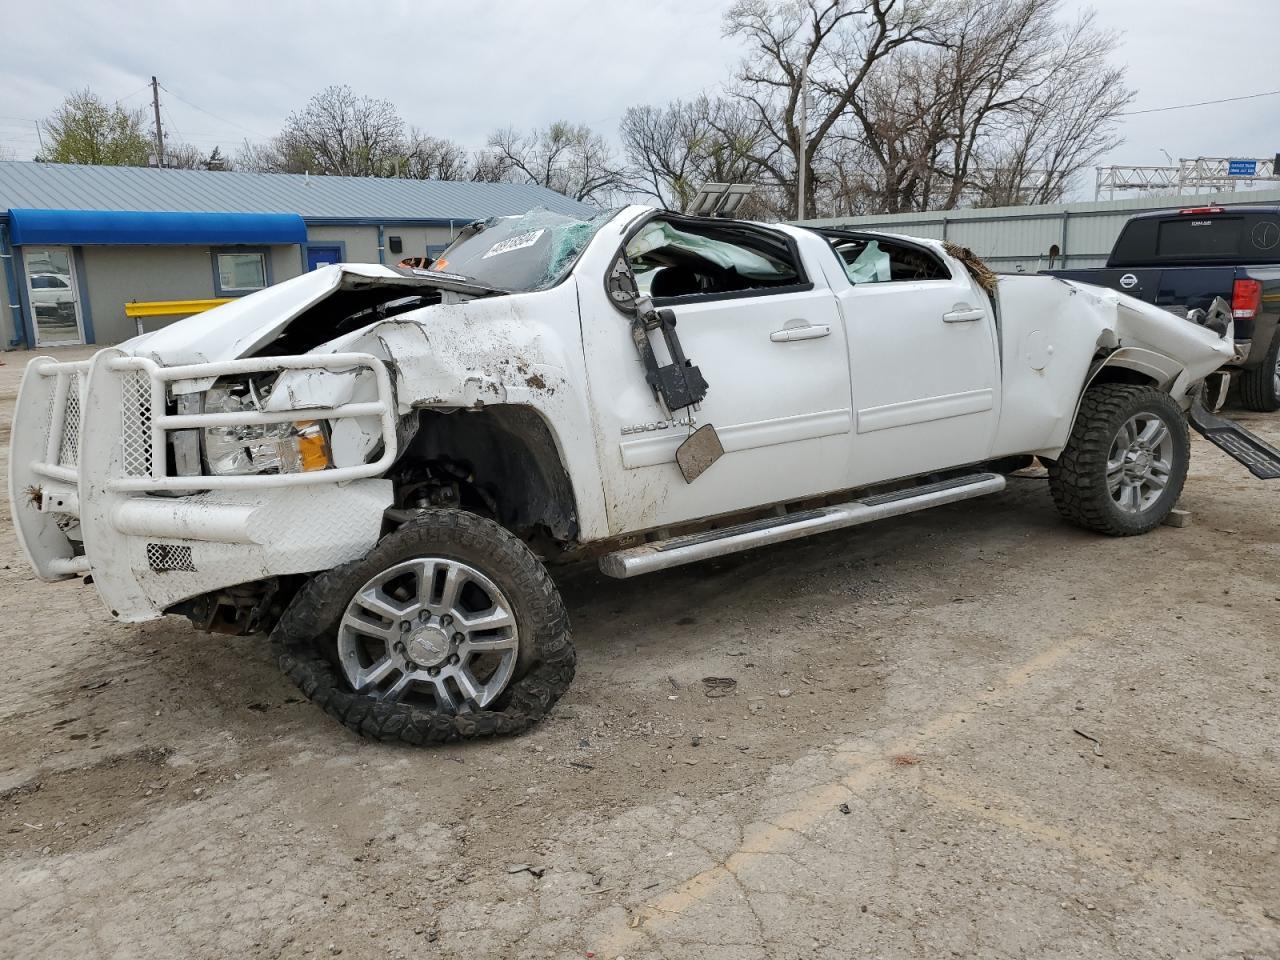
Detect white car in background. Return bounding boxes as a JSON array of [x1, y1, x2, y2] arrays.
[[27, 271, 76, 321], [11, 205, 1277, 744]]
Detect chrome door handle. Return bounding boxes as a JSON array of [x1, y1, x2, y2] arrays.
[[770, 323, 831, 342], [943, 306, 984, 323]]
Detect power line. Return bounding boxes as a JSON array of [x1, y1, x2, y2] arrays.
[[113, 84, 151, 107], [161, 103, 184, 144], [1119, 87, 1280, 117], [159, 83, 270, 140]]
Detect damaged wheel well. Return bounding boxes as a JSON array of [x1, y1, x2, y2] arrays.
[[1088, 364, 1162, 388], [1087, 346, 1183, 392], [393, 405, 578, 545]]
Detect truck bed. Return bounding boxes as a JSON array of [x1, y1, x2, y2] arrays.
[[1044, 265, 1251, 341]]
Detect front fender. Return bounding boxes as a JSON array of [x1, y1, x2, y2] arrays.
[[285, 279, 612, 542]]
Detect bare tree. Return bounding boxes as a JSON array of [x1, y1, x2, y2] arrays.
[[483, 122, 625, 204], [620, 96, 767, 210], [163, 143, 233, 171], [846, 0, 1132, 212], [239, 85, 405, 177], [724, 0, 937, 218], [469, 148, 511, 184], [164, 142, 205, 169], [401, 130, 470, 180], [965, 9, 1133, 206]]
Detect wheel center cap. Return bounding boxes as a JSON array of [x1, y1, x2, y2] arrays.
[[406, 626, 451, 667]]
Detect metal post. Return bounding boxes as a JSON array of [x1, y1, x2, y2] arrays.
[[150, 76, 165, 168], [0, 222, 29, 349], [796, 63, 808, 221]]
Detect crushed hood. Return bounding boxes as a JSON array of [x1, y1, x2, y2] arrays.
[[117, 264, 496, 367]]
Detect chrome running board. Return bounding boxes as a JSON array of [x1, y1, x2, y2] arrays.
[[598, 472, 1006, 579]]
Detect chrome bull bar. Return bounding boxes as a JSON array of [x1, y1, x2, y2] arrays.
[[12, 350, 399, 591], [27, 351, 398, 493]]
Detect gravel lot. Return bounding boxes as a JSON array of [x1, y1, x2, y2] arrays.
[[2, 346, 1278, 960]]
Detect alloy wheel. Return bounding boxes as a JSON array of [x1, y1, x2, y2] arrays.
[[337, 557, 519, 712], [1107, 412, 1174, 513]]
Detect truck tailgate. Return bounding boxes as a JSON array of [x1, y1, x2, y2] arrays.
[[1151, 267, 1238, 319]]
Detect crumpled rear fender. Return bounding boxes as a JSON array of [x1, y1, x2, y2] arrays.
[[992, 277, 1235, 460]]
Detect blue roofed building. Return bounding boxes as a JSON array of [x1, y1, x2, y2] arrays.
[[0, 160, 595, 348]]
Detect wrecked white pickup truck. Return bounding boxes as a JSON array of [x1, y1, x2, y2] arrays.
[[12, 206, 1280, 743]]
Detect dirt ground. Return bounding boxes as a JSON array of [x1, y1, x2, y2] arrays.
[[1, 345, 1278, 960]]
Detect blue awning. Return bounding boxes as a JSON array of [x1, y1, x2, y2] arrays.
[[6, 208, 307, 246]]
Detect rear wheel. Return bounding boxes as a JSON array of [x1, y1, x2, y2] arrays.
[[272, 509, 575, 744], [1238, 334, 1280, 412], [1047, 384, 1189, 536]]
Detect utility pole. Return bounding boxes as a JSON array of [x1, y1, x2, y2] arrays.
[[150, 76, 165, 168], [796, 63, 808, 220]]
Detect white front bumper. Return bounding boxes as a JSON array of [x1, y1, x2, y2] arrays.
[[8, 348, 395, 622]]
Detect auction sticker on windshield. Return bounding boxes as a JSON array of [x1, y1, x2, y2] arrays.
[[483, 229, 545, 259]]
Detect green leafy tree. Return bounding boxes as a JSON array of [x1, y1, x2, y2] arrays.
[[41, 89, 152, 166]]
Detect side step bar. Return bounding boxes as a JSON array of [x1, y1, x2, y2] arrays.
[[1187, 396, 1280, 480], [599, 472, 1006, 579]]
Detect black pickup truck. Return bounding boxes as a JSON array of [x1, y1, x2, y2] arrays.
[[1045, 204, 1280, 411]]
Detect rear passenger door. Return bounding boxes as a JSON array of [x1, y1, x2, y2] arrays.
[[820, 232, 1001, 488]]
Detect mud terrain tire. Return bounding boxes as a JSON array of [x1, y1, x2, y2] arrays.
[[1237, 334, 1280, 412], [1047, 384, 1189, 537], [272, 509, 575, 745]]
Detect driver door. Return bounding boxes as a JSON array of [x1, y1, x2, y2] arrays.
[[579, 217, 854, 536]]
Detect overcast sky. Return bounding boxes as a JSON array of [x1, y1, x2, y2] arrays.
[[1, 0, 1277, 200]]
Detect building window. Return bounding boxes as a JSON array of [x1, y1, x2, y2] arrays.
[[212, 249, 269, 296], [426, 243, 449, 259]]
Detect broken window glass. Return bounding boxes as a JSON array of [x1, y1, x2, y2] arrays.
[[429, 207, 618, 293], [626, 220, 795, 280]]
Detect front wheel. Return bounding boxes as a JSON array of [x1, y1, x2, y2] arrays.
[[1047, 384, 1189, 536], [272, 509, 575, 744]]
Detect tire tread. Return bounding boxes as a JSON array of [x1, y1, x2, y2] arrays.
[[1238, 334, 1280, 412], [1047, 383, 1189, 536], [271, 509, 575, 745]]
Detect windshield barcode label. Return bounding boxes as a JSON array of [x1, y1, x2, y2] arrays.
[[482, 229, 545, 259]]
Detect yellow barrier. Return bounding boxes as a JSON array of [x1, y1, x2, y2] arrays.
[[124, 298, 233, 319]]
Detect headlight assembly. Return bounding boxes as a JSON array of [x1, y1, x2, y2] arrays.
[[201, 379, 333, 477]]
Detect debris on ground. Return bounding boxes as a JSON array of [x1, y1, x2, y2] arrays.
[[506, 864, 546, 878], [1073, 728, 1103, 756], [702, 676, 737, 698]]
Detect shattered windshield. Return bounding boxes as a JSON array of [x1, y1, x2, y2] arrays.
[[430, 207, 618, 293]]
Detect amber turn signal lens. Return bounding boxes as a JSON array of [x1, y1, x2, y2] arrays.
[[294, 421, 331, 472]]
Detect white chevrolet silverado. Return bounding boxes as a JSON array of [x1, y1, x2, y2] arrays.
[[11, 205, 1279, 743]]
